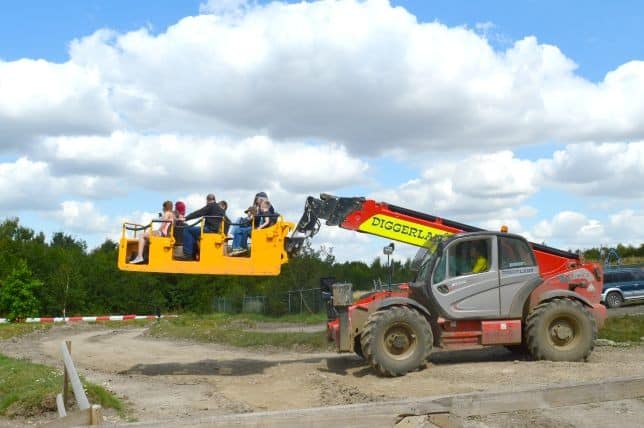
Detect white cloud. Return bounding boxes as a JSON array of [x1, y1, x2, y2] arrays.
[[537, 142, 644, 198], [607, 210, 644, 246], [0, 59, 117, 148], [372, 151, 538, 222], [51, 201, 110, 234], [531, 211, 605, 249], [0, 158, 65, 211], [45, 0, 641, 155], [1, 1, 643, 158], [37, 132, 368, 197]]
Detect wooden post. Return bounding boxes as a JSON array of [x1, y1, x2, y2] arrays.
[[90, 404, 103, 425], [63, 340, 71, 405]]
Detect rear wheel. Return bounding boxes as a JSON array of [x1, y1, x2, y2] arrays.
[[360, 306, 433, 376], [605, 291, 623, 309], [526, 298, 596, 361]]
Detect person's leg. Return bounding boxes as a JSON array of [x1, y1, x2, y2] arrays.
[[232, 225, 250, 250], [232, 226, 246, 249], [229, 216, 244, 238], [240, 226, 251, 249], [182, 226, 200, 258], [137, 232, 148, 257], [131, 232, 149, 263]]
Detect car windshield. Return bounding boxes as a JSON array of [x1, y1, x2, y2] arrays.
[[412, 236, 445, 281]]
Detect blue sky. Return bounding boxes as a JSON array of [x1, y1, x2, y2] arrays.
[[1, 0, 643, 263]]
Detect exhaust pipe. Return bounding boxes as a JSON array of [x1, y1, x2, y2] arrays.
[[332, 283, 353, 352]]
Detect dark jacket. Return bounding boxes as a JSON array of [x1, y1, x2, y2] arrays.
[[255, 206, 276, 229], [185, 202, 226, 232]]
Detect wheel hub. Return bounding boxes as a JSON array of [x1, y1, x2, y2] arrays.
[[388, 333, 410, 350], [384, 325, 416, 357], [550, 321, 574, 344]]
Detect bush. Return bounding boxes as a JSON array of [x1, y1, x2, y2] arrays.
[[0, 260, 42, 321]]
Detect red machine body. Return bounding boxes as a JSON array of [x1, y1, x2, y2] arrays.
[[295, 195, 605, 375]]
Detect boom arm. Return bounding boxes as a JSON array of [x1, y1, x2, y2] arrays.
[[294, 194, 581, 276]]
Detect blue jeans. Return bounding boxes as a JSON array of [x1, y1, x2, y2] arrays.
[[232, 225, 251, 250], [183, 225, 215, 257]]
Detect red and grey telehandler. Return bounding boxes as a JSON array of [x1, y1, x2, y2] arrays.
[[292, 194, 606, 376]]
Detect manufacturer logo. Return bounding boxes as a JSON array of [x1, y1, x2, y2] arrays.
[[358, 214, 452, 247]]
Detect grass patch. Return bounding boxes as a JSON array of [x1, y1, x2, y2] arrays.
[[233, 311, 328, 325], [599, 314, 644, 343], [148, 313, 330, 352], [0, 354, 125, 418], [0, 323, 51, 340]]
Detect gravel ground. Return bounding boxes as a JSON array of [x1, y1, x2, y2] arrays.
[[1, 321, 643, 427]]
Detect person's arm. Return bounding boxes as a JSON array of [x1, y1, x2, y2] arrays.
[[472, 256, 488, 273], [257, 215, 270, 229], [184, 205, 208, 221], [159, 211, 174, 235]]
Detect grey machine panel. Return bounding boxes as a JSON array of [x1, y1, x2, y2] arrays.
[[430, 236, 501, 319]]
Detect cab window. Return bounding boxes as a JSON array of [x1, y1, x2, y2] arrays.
[[499, 236, 535, 269], [433, 238, 490, 283]]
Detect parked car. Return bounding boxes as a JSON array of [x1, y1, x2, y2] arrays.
[[601, 267, 644, 308]]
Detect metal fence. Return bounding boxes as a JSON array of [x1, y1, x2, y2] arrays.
[[212, 288, 325, 315], [242, 296, 267, 314], [286, 288, 323, 314], [214, 297, 234, 313]]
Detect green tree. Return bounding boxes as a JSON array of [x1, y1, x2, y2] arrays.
[[0, 260, 43, 321]]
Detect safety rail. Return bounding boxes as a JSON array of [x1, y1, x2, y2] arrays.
[[43, 341, 103, 427]]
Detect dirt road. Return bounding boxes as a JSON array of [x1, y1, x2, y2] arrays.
[[2, 323, 643, 426]]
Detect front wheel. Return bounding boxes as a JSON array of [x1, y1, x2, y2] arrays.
[[360, 306, 433, 377], [354, 335, 364, 359], [605, 291, 623, 309], [526, 298, 596, 361]]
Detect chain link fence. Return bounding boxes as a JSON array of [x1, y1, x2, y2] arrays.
[[212, 288, 326, 315], [214, 297, 234, 313], [242, 296, 267, 314], [286, 288, 323, 314]]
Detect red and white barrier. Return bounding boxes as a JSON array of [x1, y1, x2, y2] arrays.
[[0, 314, 178, 324]]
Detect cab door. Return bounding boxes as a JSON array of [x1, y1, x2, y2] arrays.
[[431, 236, 500, 319], [498, 235, 542, 318]]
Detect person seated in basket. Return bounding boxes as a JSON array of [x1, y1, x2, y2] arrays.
[[229, 192, 271, 254], [130, 200, 174, 264], [173, 200, 187, 246], [218, 200, 232, 236], [231, 205, 257, 254], [255, 199, 276, 229], [179, 193, 226, 260], [230, 199, 276, 256], [174, 201, 186, 223]]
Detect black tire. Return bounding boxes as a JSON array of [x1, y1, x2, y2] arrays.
[[354, 335, 364, 359], [360, 306, 433, 377], [504, 343, 528, 355], [526, 298, 596, 361], [605, 291, 624, 309]]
